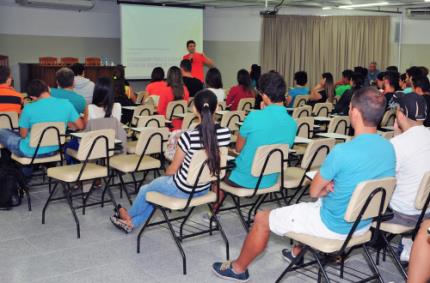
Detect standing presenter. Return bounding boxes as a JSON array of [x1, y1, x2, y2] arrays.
[[182, 40, 214, 82]]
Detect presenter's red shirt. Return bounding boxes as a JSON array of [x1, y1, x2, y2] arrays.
[[157, 86, 190, 130], [183, 52, 206, 82]]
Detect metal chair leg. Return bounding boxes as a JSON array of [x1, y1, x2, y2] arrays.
[[137, 208, 156, 253], [381, 233, 408, 280], [42, 180, 59, 224], [311, 249, 330, 283], [82, 179, 97, 215], [119, 173, 132, 205], [230, 195, 249, 232], [179, 207, 195, 240], [208, 204, 230, 260], [64, 183, 80, 238], [276, 246, 308, 283], [363, 244, 385, 283]]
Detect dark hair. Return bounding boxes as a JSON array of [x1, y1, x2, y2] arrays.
[[419, 66, 429, 77], [186, 40, 196, 47], [351, 72, 365, 89], [412, 75, 430, 93], [205, 68, 223, 89], [386, 66, 399, 73], [151, 67, 165, 82], [237, 69, 252, 91], [322, 72, 334, 103], [294, 71, 308, 86], [400, 73, 407, 83], [113, 65, 127, 98], [56, 67, 75, 88], [180, 59, 192, 72], [406, 66, 423, 80], [250, 64, 261, 89], [92, 77, 115, 118], [354, 66, 368, 78], [71, 63, 85, 76], [27, 79, 49, 98], [259, 72, 286, 103], [377, 71, 386, 81], [351, 87, 386, 127], [342, 69, 353, 81], [383, 71, 401, 91], [193, 89, 220, 175], [166, 66, 184, 100], [0, 66, 11, 84], [113, 65, 125, 80]]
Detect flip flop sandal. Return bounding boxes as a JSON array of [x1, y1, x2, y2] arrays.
[[113, 204, 123, 218], [110, 216, 132, 234]]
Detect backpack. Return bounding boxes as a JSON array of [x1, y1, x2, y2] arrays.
[[0, 164, 24, 210]]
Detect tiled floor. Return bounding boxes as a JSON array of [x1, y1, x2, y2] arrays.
[[0, 173, 406, 283]]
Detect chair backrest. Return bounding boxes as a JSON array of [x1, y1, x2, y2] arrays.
[[29, 122, 66, 147], [135, 127, 169, 155], [166, 100, 187, 120], [301, 138, 336, 170], [218, 101, 226, 111], [295, 117, 314, 138], [60, 57, 79, 65], [292, 105, 312, 119], [313, 102, 333, 117], [39, 57, 58, 65], [132, 105, 154, 125], [147, 95, 160, 106], [136, 115, 165, 128], [293, 95, 309, 108], [181, 113, 198, 130], [251, 144, 289, 177], [380, 110, 396, 127], [85, 57, 101, 66], [220, 111, 245, 132], [76, 129, 115, 161], [415, 171, 430, 210], [187, 147, 228, 186], [0, 112, 18, 129], [344, 177, 396, 222], [380, 131, 394, 140], [136, 91, 147, 104], [327, 116, 350, 134], [84, 117, 128, 154], [237, 98, 255, 112], [187, 98, 195, 112]]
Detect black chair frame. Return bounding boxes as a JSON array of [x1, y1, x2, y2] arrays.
[[168, 103, 186, 121], [314, 106, 330, 117], [332, 119, 349, 135]]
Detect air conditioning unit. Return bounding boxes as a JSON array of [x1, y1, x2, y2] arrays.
[[406, 7, 430, 20], [15, 0, 95, 11]]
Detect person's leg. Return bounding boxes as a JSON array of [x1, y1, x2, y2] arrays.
[[0, 129, 24, 156], [408, 219, 430, 283]]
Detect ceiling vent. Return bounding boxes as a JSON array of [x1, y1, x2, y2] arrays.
[[406, 7, 430, 19]]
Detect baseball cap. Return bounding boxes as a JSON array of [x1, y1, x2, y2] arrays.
[[392, 92, 428, 121]]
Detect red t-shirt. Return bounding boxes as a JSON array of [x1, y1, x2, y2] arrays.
[[157, 86, 189, 130], [183, 52, 206, 82], [226, 85, 254, 111], [146, 81, 167, 96]]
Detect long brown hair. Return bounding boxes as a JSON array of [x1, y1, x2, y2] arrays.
[[166, 66, 184, 100]]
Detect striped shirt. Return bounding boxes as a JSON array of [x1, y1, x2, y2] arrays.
[[173, 125, 231, 193], [0, 84, 23, 114]]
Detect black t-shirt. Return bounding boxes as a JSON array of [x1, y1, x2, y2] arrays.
[[115, 95, 135, 124], [183, 77, 204, 97], [334, 89, 354, 115], [423, 94, 430, 127], [307, 90, 327, 108], [384, 92, 395, 110]]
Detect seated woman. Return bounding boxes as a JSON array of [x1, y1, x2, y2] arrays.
[[146, 67, 167, 97], [206, 67, 225, 103], [307, 72, 334, 108], [113, 65, 136, 103], [113, 70, 135, 124], [226, 69, 255, 111], [110, 90, 231, 233], [157, 66, 190, 131]]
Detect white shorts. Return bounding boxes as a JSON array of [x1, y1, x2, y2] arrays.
[[269, 200, 369, 240]]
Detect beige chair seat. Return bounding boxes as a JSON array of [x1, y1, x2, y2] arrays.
[[220, 181, 281, 197], [12, 153, 62, 165], [47, 163, 108, 182], [231, 135, 237, 143], [110, 155, 160, 173], [373, 222, 414, 234], [127, 141, 137, 154], [287, 230, 372, 253], [146, 191, 216, 210], [283, 167, 309, 189]]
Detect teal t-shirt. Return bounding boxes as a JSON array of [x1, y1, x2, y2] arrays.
[[319, 134, 396, 234], [51, 88, 86, 114], [229, 104, 297, 189], [288, 86, 309, 107], [403, 87, 413, 94], [18, 97, 80, 157]]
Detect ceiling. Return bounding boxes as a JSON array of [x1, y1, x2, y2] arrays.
[[115, 0, 430, 9]]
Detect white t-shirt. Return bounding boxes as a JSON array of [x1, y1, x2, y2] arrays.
[[87, 103, 122, 122], [390, 125, 430, 215], [208, 88, 225, 102]]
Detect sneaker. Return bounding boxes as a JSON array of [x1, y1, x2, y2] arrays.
[[400, 238, 413, 262], [202, 211, 220, 224], [212, 261, 250, 282], [282, 249, 304, 265]]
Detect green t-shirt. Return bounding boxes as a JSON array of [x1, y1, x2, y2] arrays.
[[335, 84, 351, 97], [51, 88, 86, 114], [229, 105, 297, 189]]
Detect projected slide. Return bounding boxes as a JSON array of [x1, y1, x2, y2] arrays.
[[120, 4, 203, 79]]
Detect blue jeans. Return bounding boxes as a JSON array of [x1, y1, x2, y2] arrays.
[[129, 176, 207, 228], [0, 129, 25, 157]]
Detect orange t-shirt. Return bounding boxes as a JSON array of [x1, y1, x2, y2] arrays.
[[158, 86, 189, 130], [0, 84, 23, 114], [183, 52, 206, 82], [146, 81, 168, 96]]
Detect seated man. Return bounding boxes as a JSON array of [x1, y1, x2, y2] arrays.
[[334, 69, 353, 97], [0, 66, 23, 114], [51, 67, 86, 114], [0, 79, 84, 159], [385, 93, 430, 261], [287, 71, 309, 107], [180, 59, 203, 98], [411, 76, 430, 127], [212, 87, 395, 282], [226, 72, 297, 190], [71, 63, 95, 104]]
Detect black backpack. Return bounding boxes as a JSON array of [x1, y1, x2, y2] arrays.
[[0, 164, 25, 210]]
